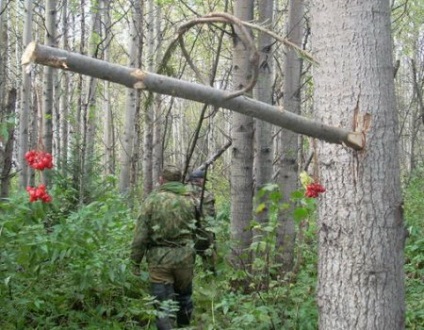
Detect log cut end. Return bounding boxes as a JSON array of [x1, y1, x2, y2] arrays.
[[345, 132, 365, 151], [21, 41, 37, 65]]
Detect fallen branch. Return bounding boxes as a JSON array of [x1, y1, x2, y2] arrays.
[[22, 42, 365, 150]]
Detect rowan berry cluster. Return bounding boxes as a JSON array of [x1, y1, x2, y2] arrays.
[[25, 149, 54, 203], [25, 150, 54, 170], [26, 184, 52, 203], [305, 182, 326, 198]]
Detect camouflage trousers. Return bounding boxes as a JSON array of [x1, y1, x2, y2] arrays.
[[149, 266, 194, 330]]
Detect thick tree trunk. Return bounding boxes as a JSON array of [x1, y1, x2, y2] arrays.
[[311, 0, 405, 328]]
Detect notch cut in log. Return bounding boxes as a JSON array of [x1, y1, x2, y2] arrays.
[[22, 42, 365, 151]]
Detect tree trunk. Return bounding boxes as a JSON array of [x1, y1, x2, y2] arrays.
[[253, 0, 274, 201], [18, 0, 33, 188], [0, 0, 6, 108], [0, 88, 16, 198], [42, 0, 56, 164], [118, 2, 142, 194], [59, 0, 69, 175], [143, 0, 155, 196], [102, 0, 114, 176], [276, 0, 304, 274], [229, 0, 255, 282], [81, 1, 102, 191], [252, 0, 274, 283], [311, 0, 405, 328]]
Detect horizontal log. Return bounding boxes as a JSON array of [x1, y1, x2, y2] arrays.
[[22, 42, 364, 150]]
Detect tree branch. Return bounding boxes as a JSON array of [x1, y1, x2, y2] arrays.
[[22, 42, 365, 150]]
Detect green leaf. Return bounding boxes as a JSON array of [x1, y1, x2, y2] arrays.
[[293, 207, 309, 223]]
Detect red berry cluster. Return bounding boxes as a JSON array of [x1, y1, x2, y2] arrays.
[[25, 150, 54, 170], [26, 184, 52, 203], [305, 183, 326, 198]]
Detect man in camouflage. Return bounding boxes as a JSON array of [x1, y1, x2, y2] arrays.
[[131, 165, 198, 329], [187, 169, 217, 275]]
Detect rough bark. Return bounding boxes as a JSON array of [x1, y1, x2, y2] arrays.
[[311, 0, 405, 328]]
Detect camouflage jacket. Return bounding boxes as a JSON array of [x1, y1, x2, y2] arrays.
[[130, 182, 198, 268]]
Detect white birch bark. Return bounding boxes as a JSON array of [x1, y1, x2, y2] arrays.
[[276, 0, 304, 273], [102, 0, 113, 175], [42, 0, 56, 158], [118, 2, 142, 194], [82, 2, 102, 182], [253, 0, 274, 197], [18, 0, 33, 187], [311, 0, 405, 328], [230, 0, 255, 273], [143, 0, 155, 195]]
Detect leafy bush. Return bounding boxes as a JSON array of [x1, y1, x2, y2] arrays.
[[0, 188, 154, 329], [404, 170, 424, 329], [1, 170, 423, 329]]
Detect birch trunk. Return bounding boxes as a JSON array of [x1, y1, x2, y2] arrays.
[[253, 0, 274, 201], [311, 0, 405, 328], [252, 0, 274, 279], [82, 2, 101, 186], [59, 0, 69, 175], [0, 88, 16, 198], [42, 0, 56, 159], [229, 0, 254, 278], [276, 0, 304, 273], [118, 2, 142, 194], [102, 0, 114, 175], [143, 0, 155, 196], [18, 0, 33, 187]]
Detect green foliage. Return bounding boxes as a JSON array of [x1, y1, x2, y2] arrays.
[[193, 184, 319, 329], [404, 169, 424, 329], [0, 187, 154, 329], [1, 171, 423, 329]]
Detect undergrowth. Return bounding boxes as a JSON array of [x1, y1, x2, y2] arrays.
[[0, 171, 422, 329]]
